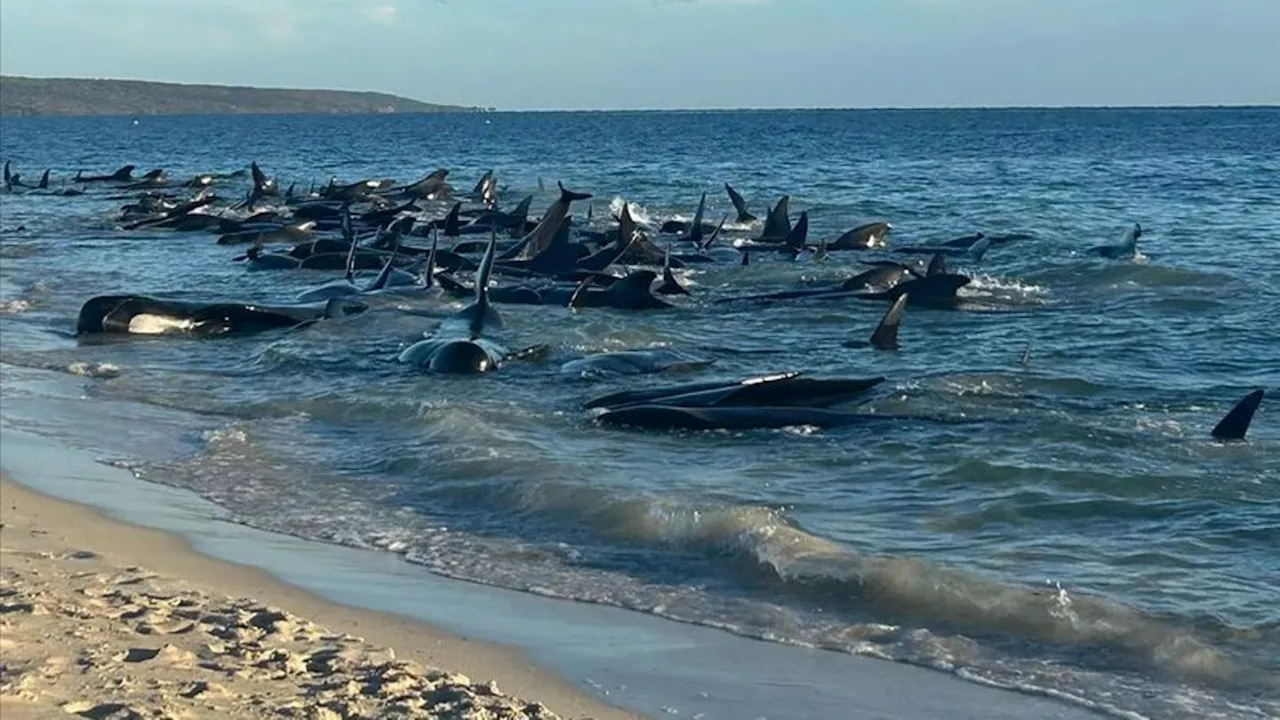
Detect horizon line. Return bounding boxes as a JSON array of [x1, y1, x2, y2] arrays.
[[2, 74, 1276, 114], [490, 103, 1279, 112]]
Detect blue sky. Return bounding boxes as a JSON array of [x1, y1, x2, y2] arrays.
[[1, 0, 1277, 110]]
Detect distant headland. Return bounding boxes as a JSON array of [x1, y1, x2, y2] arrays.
[[0, 76, 486, 117]]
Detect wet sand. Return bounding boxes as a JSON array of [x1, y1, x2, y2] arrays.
[[0, 476, 644, 720]]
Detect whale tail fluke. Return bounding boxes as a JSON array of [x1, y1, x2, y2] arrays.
[[558, 181, 592, 203], [725, 183, 757, 223]]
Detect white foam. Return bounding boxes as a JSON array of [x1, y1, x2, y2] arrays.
[[607, 197, 759, 234], [609, 196, 657, 229], [66, 362, 122, 379], [202, 426, 249, 446], [964, 273, 1050, 297], [0, 298, 31, 315]]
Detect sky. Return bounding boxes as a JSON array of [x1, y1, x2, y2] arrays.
[[1, 0, 1277, 110]]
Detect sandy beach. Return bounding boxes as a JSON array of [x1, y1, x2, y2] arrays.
[[0, 475, 644, 720]]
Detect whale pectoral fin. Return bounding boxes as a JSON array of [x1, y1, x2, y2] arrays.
[[1211, 389, 1264, 441], [568, 275, 597, 309], [699, 215, 729, 253], [967, 236, 992, 261]]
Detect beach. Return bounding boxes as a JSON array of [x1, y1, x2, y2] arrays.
[[0, 405, 1117, 720], [0, 475, 641, 720], [3, 107, 1274, 720]]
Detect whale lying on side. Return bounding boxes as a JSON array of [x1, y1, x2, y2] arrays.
[[76, 294, 366, 338]]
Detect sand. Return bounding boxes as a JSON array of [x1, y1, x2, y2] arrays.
[[0, 476, 645, 720]]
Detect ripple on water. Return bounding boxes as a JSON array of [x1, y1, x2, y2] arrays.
[[1, 108, 1278, 720]]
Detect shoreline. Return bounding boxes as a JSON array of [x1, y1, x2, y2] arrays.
[[0, 474, 643, 720], [0, 365, 1107, 719]]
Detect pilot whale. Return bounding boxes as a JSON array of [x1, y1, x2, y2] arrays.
[[75, 295, 366, 338], [398, 231, 544, 374]]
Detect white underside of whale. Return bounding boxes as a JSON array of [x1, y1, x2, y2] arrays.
[[127, 314, 204, 334]]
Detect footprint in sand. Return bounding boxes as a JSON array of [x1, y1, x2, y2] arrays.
[[114, 644, 196, 667], [135, 618, 195, 636], [179, 680, 230, 699], [61, 700, 136, 719]]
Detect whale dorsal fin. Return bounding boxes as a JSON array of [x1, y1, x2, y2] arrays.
[[510, 195, 533, 225], [469, 229, 498, 339], [422, 227, 440, 289], [660, 247, 691, 295], [870, 294, 908, 351], [444, 202, 462, 237], [617, 202, 637, 249], [1124, 223, 1141, 250], [785, 211, 809, 254], [689, 192, 707, 243], [1211, 389, 1264, 441], [341, 205, 358, 282], [760, 195, 791, 240], [926, 252, 949, 277], [471, 169, 494, 196]]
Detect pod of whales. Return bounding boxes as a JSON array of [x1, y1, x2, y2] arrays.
[[5, 155, 1255, 442]]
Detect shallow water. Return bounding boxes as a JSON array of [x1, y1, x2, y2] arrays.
[[2, 108, 1278, 720]]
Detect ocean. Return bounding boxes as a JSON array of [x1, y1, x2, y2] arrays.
[[1, 107, 1277, 719]]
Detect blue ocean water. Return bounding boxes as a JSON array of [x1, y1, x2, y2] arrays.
[[1, 108, 1278, 719]]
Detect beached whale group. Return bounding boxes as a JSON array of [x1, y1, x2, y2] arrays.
[[1, 159, 1263, 441]]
